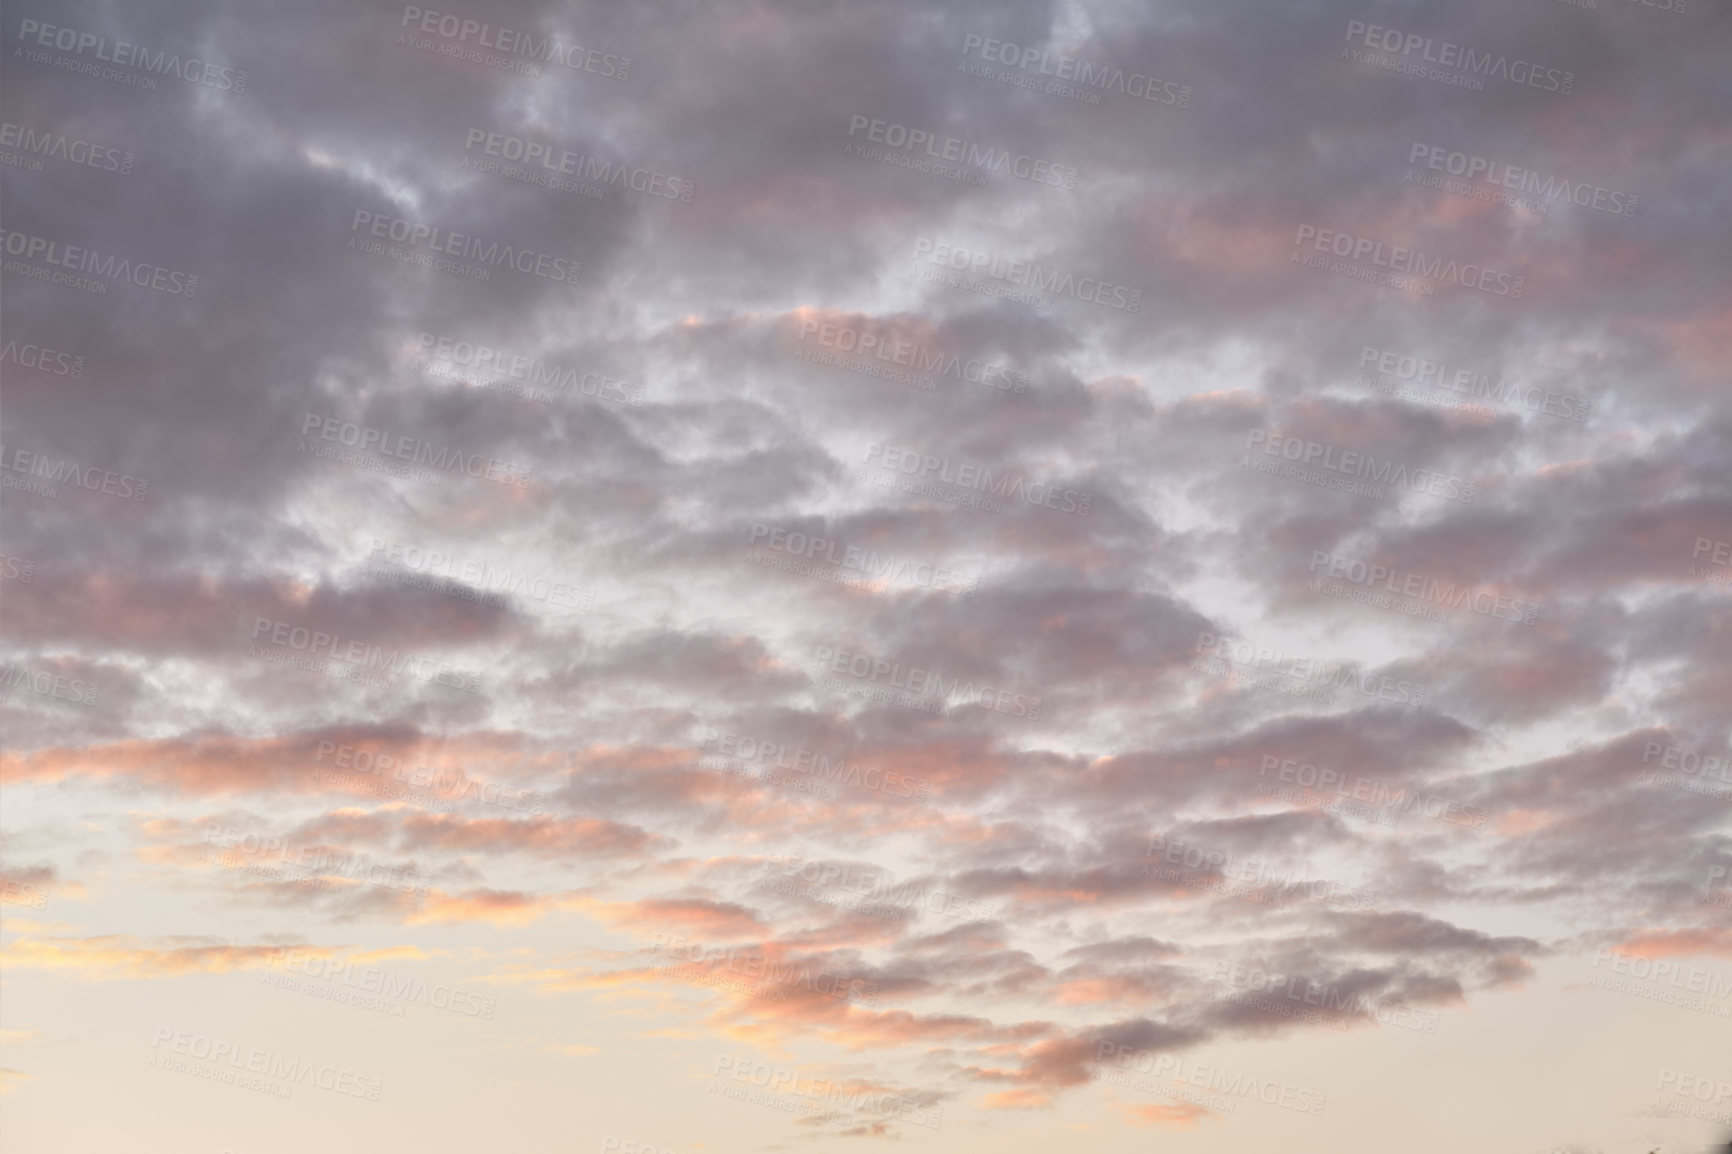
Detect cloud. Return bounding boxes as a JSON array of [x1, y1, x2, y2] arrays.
[[0, 932, 330, 980]]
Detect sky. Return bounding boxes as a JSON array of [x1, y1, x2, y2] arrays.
[[1, 0, 1730, 1151]]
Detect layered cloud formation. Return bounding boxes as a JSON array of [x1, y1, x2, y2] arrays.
[[2, 0, 1729, 1151]]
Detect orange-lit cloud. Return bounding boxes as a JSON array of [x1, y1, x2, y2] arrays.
[[1121, 1100, 1214, 1128], [0, 932, 333, 980]]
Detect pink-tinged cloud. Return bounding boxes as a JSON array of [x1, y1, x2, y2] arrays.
[[0, 729, 539, 795], [1613, 927, 1732, 960], [396, 813, 666, 859]]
